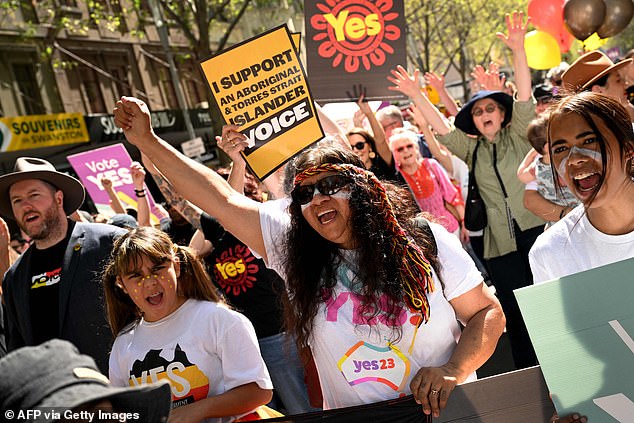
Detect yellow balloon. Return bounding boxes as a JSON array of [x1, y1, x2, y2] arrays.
[[524, 30, 562, 70], [583, 32, 608, 50], [425, 86, 441, 104]]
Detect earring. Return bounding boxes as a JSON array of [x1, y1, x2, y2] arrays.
[[369, 151, 376, 159]]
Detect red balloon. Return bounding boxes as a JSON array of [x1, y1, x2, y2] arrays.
[[556, 25, 575, 53], [528, 0, 566, 37]]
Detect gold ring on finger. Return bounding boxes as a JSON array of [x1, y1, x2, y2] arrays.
[[430, 389, 439, 396]]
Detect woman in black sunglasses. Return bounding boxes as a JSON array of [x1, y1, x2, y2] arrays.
[[114, 96, 505, 419], [346, 95, 398, 182]]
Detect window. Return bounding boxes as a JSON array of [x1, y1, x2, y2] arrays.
[[157, 67, 178, 109], [19, 0, 38, 23], [186, 78, 204, 106], [109, 66, 130, 100], [12, 63, 45, 115], [79, 65, 107, 113]]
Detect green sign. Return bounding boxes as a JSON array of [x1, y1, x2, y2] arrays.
[[516, 258, 634, 422]]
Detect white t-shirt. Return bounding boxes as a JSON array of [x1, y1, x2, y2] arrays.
[[259, 207, 483, 409], [529, 205, 634, 283], [109, 299, 273, 423]]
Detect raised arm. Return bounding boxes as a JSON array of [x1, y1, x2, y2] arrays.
[[215, 125, 287, 200], [517, 149, 538, 184], [115, 97, 266, 260], [408, 103, 453, 174], [424, 71, 459, 117], [470, 63, 506, 92], [101, 177, 126, 215], [130, 161, 150, 227], [356, 94, 393, 166], [189, 229, 213, 258], [496, 11, 531, 101], [140, 153, 203, 231], [215, 124, 249, 194], [388, 66, 451, 136], [315, 102, 350, 150]]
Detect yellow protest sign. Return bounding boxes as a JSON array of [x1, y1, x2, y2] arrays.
[[0, 113, 89, 152], [291, 32, 302, 54], [200, 25, 324, 179]]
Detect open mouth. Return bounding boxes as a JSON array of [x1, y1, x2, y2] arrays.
[[146, 292, 163, 306], [573, 171, 601, 193], [24, 213, 39, 223], [318, 210, 336, 224]]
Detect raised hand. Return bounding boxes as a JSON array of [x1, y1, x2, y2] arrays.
[[100, 177, 113, 190], [496, 11, 529, 52], [129, 161, 146, 189], [388, 65, 423, 100], [356, 93, 373, 117], [113, 96, 153, 145], [352, 108, 366, 128], [215, 124, 248, 164], [424, 71, 445, 93], [471, 64, 505, 92], [407, 102, 428, 129]]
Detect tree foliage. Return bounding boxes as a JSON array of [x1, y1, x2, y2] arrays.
[[404, 0, 527, 101]]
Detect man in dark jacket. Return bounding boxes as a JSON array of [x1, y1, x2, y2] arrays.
[[0, 157, 125, 373]]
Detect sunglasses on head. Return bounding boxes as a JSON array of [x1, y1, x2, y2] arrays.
[[291, 174, 352, 205], [396, 144, 415, 153], [351, 141, 367, 150], [471, 103, 498, 117]]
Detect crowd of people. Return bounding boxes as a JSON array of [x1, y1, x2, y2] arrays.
[[2, 10, 633, 423]]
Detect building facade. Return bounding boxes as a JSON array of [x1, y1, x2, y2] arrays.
[[0, 0, 301, 178]]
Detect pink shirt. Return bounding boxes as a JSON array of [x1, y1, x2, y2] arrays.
[[399, 159, 460, 233]]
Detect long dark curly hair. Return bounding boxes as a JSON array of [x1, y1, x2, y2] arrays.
[[282, 145, 441, 349]]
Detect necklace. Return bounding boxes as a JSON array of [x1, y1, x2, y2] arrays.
[[401, 160, 434, 199]]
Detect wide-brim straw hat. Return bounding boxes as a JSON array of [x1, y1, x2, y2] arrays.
[[0, 157, 85, 219]]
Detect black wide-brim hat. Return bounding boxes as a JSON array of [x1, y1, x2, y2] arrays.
[[0, 157, 85, 219], [0, 339, 172, 423], [454, 90, 514, 136]]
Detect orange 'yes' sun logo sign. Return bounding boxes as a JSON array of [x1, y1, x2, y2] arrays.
[[310, 0, 400, 73]]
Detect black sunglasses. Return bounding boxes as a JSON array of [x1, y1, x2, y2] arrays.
[[396, 144, 415, 153], [351, 141, 367, 150], [292, 174, 352, 205]]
